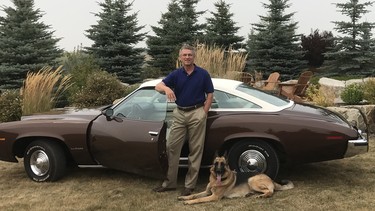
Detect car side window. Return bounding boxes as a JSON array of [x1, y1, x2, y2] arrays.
[[113, 88, 167, 121], [213, 90, 261, 109]]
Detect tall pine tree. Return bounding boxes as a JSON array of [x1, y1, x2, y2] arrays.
[[85, 0, 146, 84], [204, 0, 244, 50], [146, 0, 205, 76], [179, 0, 206, 44], [247, 0, 305, 79], [324, 0, 375, 76], [146, 0, 184, 75], [0, 0, 62, 89]]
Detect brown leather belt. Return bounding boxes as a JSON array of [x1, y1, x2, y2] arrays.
[[177, 103, 204, 112]]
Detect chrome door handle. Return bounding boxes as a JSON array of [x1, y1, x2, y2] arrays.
[[149, 131, 159, 136]]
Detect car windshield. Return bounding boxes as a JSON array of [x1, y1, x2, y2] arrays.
[[113, 88, 168, 121], [236, 84, 290, 107]]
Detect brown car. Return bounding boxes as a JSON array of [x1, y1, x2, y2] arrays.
[[0, 78, 368, 182]]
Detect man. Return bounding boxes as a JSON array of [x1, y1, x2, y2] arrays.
[[153, 44, 214, 196]]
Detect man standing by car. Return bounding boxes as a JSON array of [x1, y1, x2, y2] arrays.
[[153, 44, 214, 196]]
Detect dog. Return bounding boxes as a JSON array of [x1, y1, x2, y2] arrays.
[[177, 155, 294, 205]]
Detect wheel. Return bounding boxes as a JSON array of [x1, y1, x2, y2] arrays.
[[228, 140, 279, 179], [24, 140, 67, 182]]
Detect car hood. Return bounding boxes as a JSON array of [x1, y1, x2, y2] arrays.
[[21, 107, 102, 122]]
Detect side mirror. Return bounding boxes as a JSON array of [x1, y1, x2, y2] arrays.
[[104, 108, 114, 117], [102, 108, 123, 122]]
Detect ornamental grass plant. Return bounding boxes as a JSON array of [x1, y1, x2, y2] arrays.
[[21, 66, 72, 115], [178, 44, 248, 80]]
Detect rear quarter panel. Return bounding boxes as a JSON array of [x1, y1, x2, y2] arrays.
[[203, 110, 357, 165]]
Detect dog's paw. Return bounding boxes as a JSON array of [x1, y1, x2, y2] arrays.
[[183, 201, 192, 205], [177, 196, 186, 201]]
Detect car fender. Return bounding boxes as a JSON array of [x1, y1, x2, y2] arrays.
[[7, 121, 95, 165], [202, 131, 284, 167]]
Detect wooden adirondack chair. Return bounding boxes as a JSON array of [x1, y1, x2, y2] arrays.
[[262, 72, 280, 91], [241, 72, 254, 85], [278, 71, 313, 103]]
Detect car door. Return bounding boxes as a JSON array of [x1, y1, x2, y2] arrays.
[[89, 88, 169, 179]]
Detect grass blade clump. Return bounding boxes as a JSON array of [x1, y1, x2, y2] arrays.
[[21, 66, 72, 115]]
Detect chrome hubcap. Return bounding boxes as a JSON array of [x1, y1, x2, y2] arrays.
[[238, 150, 267, 173], [30, 150, 50, 176]]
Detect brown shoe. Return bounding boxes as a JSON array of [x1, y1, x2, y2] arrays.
[[180, 188, 194, 196], [152, 186, 176, 193]]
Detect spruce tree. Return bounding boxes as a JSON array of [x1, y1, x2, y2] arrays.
[[247, 0, 305, 79], [179, 0, 206, 44], [85, 0, 146, 84], [324, 0, 375, 76], [146, 0, 205, 76], [0, 0, 62, 89], [146, 0, 184, 75], [204, 0, 244, 50]]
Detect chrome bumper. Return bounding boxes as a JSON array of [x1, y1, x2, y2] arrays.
[[344, 135, 369, 158]]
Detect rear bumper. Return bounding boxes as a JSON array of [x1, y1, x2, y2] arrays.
[[344, 136, 369, 158]]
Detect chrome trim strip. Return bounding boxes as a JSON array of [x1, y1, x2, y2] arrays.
[[78, 165, 105, 168]]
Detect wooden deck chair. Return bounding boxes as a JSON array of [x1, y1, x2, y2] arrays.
[[278, 71, 313, 103], [262, 72, 280, 91], [239, 72, 254, 85]]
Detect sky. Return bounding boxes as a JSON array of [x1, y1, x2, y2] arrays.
[[0, 0, 374, 51]]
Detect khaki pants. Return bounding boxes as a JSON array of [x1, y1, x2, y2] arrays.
[[162, 107, 207, 189]]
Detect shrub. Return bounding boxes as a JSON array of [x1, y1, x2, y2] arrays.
[[140, 66, 162, 80], [71, 70, 127, 108], [0, 90, 22, 122], [363, 78, 375, 104], [340, 83, 364, 105], [305, 84, 335, 107], [61, 50, 100, 105]]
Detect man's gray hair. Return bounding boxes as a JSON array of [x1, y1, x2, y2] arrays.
[[179, 43, 195, 53]]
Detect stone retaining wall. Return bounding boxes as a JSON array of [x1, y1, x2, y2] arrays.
[[327, 105, 375, 134]]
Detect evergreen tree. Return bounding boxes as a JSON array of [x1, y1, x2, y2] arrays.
[[85, 0, 146, 84], [324, 0, 375, 76], [247, 0, 305, 79], [146, 0, 184, 75], [0, 0, 62, 89], [301, 29, 335, 68], [360, 23, 375, 74], [179, 0, 206, 44], [204, 0, 244, 50], [146, 0, 205, 76]]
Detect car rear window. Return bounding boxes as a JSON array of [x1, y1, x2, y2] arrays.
[[236, 84, 290, 107]]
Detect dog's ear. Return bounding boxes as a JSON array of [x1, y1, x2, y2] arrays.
[[214, 151, 219, 158], [223, 151, 228, 159]]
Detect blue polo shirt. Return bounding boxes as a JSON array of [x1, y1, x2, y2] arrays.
[[162, 65, 214, 107]]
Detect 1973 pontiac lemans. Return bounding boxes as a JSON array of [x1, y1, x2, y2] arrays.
[[0, 78, 368, 182]]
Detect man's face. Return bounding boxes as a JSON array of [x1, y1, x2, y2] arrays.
[[179, 49, 195, 66]]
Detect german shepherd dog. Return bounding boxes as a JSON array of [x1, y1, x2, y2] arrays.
[[178, 155, 294, 205]]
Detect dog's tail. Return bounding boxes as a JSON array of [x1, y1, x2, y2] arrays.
[[273, 180, 294, 191]]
